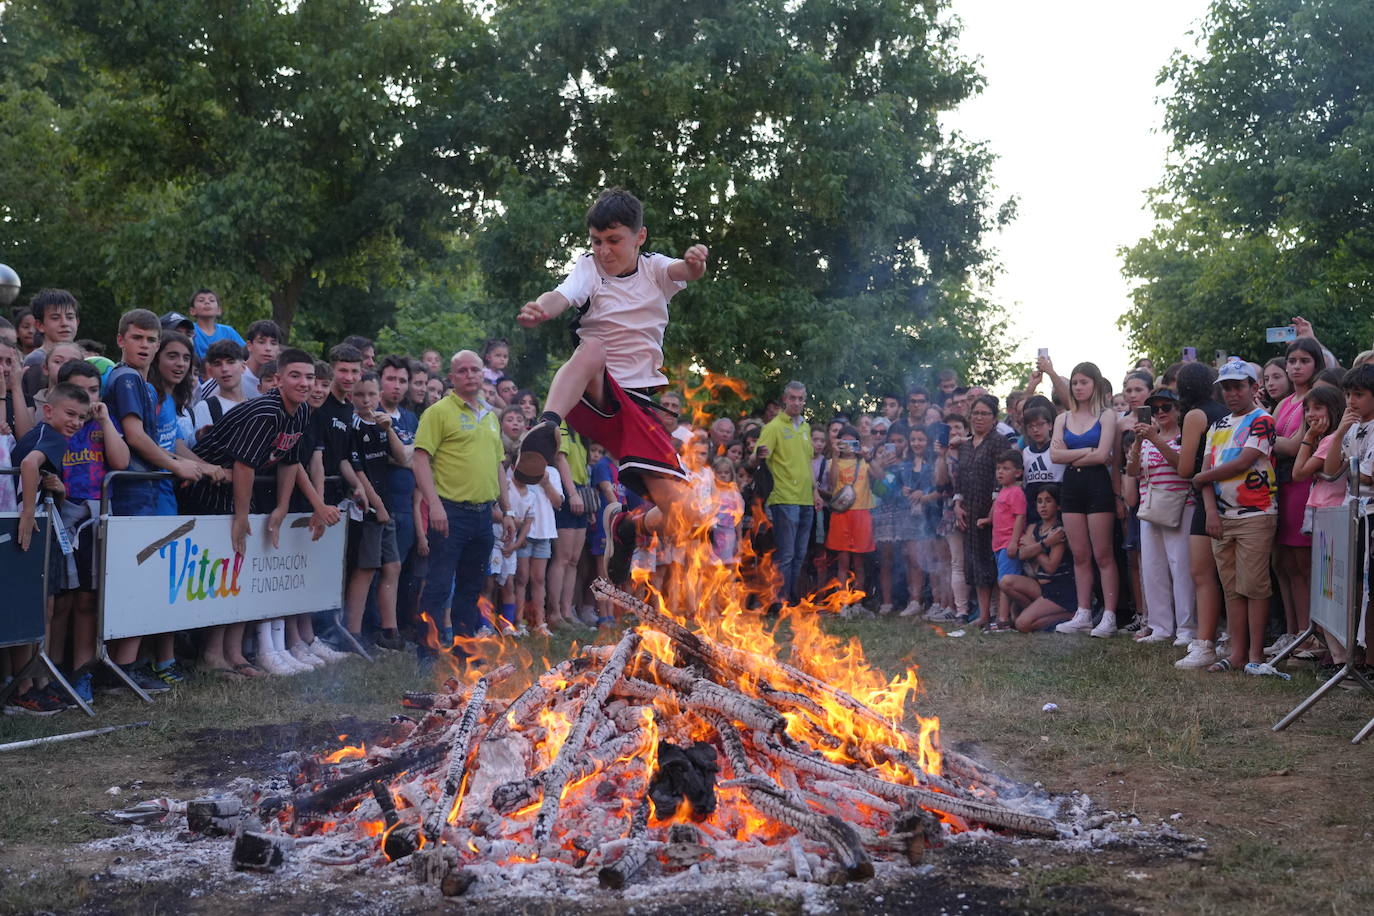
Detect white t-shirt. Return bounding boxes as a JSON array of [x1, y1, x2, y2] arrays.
[[192, 394, 248, 434], [509, 465, 561, 540], [554, 252, 686, 389], [1341, 417, 1374, 482]]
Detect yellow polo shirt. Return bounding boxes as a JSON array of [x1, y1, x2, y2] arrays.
[[560, 422, 590, 486], [757, 412, 814, 506], [414, 394, 502, 503]]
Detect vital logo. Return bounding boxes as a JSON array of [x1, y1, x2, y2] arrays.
[[159, 538, 243, 604]]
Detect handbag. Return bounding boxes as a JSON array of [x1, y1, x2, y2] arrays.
[[1137, 483, 1186, 528], [575, 484, 600, 518], [830, 484, 856, 513]]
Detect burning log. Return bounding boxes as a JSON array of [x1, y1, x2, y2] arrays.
[[491, 727, 647, 816], [754, 733, 1058, 838], [597, 796, 651, 890], [293, 743, 448, 820], [533, 630, 640, 852], [423, 674, 491, 849], [708, 713, 873, 881]]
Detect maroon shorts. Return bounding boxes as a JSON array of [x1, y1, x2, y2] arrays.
[[567, 372, 687, 497]]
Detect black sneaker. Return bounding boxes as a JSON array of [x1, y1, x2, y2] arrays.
[[4, 687, 66, 716], [373, 632, 406, 652], [514, 419, 560, 484], [121, 663, 172, 694], [38, 683, 77, 710]]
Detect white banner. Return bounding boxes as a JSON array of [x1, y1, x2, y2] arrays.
[[1310, 504, 1354, 640], [101, 513, 345, 640]]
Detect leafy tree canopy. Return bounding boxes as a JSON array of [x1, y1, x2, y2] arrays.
[[1121, 0, 1374, 367], [2, 0, 1015, 416]]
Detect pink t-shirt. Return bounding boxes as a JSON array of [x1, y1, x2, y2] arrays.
[[1308, 434, 1346, 509], [991, 485, 1027, 552]]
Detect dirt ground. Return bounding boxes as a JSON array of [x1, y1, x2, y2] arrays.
[[2, 619, 1372, 914]]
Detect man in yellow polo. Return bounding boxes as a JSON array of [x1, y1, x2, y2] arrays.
[[413, 350, 516, 638], [751, 380, 822, 608]]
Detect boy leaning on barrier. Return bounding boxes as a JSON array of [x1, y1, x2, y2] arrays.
[[104, 309, 208, 694], [44, 359, 130, 710], [5, 381, 88, 715], [180, 348, 342, 677]]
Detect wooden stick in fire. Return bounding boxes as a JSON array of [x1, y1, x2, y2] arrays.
[[593, 579, 985, 793], [423, 674, 491, 849], [707, 712, 873, 880], [597, 795, 652, 889], [754, 731, 1059, 838], [532, 630, 640, 852]]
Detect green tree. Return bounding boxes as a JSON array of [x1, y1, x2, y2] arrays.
[[1121, 0, 1374, 366], [452, 0, 1015, 413], [0, 0, 484, 341]]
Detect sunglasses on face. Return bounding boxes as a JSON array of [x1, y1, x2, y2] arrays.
[[1147, 402, 1176, 413]]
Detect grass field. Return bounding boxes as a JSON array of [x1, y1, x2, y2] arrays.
[[2, 617, 1372, 914]]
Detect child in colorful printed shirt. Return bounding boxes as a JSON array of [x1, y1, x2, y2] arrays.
[[51, 360, 130, 707], [1193, 358, 1280, 676]]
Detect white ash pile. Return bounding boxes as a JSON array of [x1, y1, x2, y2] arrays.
[[114, 579, 1075, 897]]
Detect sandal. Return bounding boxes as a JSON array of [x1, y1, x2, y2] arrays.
[[1206, 658, 1235, 673]]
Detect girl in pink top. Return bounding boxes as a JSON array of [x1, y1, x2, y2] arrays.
[[1292, 385, 1350, 660], [1270, 337, 1325, 651]]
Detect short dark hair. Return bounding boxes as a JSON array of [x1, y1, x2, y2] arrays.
[[341, 335, 373, 353], [205, 340, 245, 363], [312, 359, 333, 381], [189, 287, 216, 308], [1035, 483, 1062, 507], [380, 354, 410, 376], [258, 360, 277, 378], [245, 319, 282, 343], [997, 449, 1023, 470], [1175, 361, 1218, 412], [586, 188, 643, 231], [31, 289, 80, 322], [907, 386, 930, 401], [75, 338, 105, 356], [1341, 364, 1374, 394], [495, 375, 515, 388], [48, 381, 91, 409], [1318, 366, 1348, 388], [408, 359, 427, 378], [357, 370, 380, 386], [277, 347, 314, 372], [57, 359, 100, 383], [1022, 405, 1055, 428], [328, 343, 364, 365], [117, 308, 160, 336]]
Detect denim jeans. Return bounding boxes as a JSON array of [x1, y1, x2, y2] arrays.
[[419, 501, 495, 638], [769, 503, 815, 604]]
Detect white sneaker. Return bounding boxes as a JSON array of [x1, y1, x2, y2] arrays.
[[1055, 608, 1094, 634], [1175, 639, 1218, 669], [257, 651, 299, 676], [899, 601, 923, 618], [279, 650, 314, 674], [878, 603, 895, 616], [308, 639, 350, 663], [1137, 632, 1172, 644], [1216, 631, 1231, 653], [927, 606, 959, 622], [1263, 633, 1297, 657], [289, 643, 326, 669], [1173, 634, 1193, 648], [1090, 611, 1119, 638]]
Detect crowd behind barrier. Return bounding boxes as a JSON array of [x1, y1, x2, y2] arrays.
[[6, 231, 1374, 720]]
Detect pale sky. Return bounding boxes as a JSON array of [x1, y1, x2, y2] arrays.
[[943, 0, 1211, 384]]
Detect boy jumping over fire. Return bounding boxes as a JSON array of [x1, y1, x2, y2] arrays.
[[515, 188, 708, 569]]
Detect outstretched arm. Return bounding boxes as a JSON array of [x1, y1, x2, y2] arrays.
[[666, 244, 709, 283], [516, 290, 573, 328]]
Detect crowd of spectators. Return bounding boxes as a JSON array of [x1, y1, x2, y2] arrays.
[[3, 286, 1372, 717]]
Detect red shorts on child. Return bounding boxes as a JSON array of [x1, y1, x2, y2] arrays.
[[567, 371, 687, 497]]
